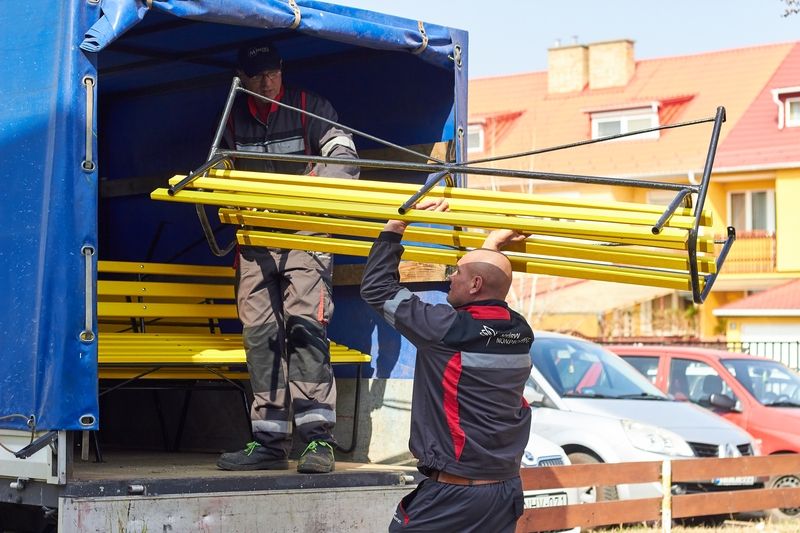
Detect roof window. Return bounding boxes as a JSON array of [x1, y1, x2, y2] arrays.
[[589, 106, 659, 141], [771, 87, 800, 129]]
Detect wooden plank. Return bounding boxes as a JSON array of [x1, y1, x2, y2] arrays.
[[98, 368, 251, 380], [520, 461, 662, 490], [673, 487, 800, 518], [672, 454, 800, 482], [98, 280, 234, 299], [516, 498, 661, 532], [98, 260, 234, 278], [97, 302, 239, 319], [357, 142, 450, 164]]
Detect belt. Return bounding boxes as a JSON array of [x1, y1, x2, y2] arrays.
[[429, 470, 501, 486]]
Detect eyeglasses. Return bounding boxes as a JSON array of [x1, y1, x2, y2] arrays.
[[251, 70, 281, 81]]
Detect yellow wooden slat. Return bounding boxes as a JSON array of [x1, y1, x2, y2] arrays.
[[153, 188, 709, 251], [221, 208, 714, 254], [97, 301, 239, 319], [98, 369, 251, 380], [98, 280, 235, 299], [98, 353, 370, 365], [221, 209, 716, 273], [237, 230, 696, 291], [205, 169, 713, 225], [98, 260, 234, 278], [181, 176, 700, 230], [98, 340, 361, 355], [97, 334, 369, 361]]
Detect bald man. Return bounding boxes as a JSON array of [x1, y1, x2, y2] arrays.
[[360, 200, 534, 533]]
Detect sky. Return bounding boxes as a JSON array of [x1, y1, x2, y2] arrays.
[[332, 0, 799, 78]]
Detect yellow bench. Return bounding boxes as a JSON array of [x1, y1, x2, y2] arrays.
[[151, 168, 732, 302], [96, 260, 371, 454]]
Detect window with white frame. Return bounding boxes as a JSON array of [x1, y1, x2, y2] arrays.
[[591, 107, 659, 141], [728, 190, 775, 233], [770, 87, 800, 129], [467, 124, 484, 153], [787, 97, 800, 128]]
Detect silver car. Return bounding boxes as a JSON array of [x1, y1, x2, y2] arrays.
[[525, 331, 759, 502]]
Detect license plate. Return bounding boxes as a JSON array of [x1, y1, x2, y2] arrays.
[[714, 476, 756, 486], [523, 491, 568, 509]]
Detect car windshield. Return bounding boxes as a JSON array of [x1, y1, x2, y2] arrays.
[[722, 358, 800, 407], [530, 337, 667, 399]]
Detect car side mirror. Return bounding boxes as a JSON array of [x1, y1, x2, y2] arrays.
[[524, 385, 545, 405], [709, 393, 736, 411]]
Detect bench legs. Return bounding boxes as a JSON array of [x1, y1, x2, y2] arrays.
[[172, 380, 252, 452], [335, 364, 363, 454]]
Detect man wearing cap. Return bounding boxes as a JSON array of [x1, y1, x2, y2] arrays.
[[216, 41, 358, 474]]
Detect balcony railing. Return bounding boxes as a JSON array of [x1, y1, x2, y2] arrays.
[[716, 230, 776, 273]]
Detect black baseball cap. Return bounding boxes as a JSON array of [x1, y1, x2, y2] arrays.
[[237, 41, 282, 77]]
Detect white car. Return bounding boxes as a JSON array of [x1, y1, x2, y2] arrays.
[[525, 331, 759, 502], [521, 434, 581, 533]]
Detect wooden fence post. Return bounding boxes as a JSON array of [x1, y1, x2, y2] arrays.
[[661, 459, 672, 533]]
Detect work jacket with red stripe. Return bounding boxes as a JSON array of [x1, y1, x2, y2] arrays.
[[224, 87, 359, 179], [361, 232, 533, 480]]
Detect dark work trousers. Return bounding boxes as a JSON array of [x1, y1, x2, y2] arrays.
[[236, 245, 337, 458], [388, 477, 525, 533]]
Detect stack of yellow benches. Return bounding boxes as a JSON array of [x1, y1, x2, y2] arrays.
[[95, 260, 371, 454], [151, 168, 721, 294]]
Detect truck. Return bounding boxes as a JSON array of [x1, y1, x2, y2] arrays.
[[0, 1, 468, 530]]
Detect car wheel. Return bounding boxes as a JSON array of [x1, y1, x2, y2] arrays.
[[767, 474, 800, 521], [567, 452, 619, 502]]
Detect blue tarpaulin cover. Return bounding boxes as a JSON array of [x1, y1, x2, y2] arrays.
[[0, 0, 466, 432], [80, 0, 457, 70]]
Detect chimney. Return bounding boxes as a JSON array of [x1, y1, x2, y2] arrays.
[[588, 39, 635, 89], [547, 43, 588, 94]]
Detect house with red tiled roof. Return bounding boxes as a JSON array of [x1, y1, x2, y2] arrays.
[[713, 280, 800, 348], [468, 39, 800, 341]]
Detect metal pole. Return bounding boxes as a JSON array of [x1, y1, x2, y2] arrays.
[[652, 189, 695, 235], [214, 149, 693, 191], [700, 226, 737, 302], [179, 77, 242, 255], [687, 106, 727, 302], [398, 170, 451, 214]]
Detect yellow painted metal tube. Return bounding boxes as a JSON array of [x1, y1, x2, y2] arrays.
[[220, 209, 716, 273], [173, 175, 700, 230], [205, 169, 712, 225], [152, 188, 713, 251], [237, 230, 697, 291]]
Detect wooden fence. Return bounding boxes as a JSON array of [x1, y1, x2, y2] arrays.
[[517, 454, 800, 532]]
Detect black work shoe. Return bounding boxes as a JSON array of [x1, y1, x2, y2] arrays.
[[297, 440, 335, 473], [217, 441, 289, 471]]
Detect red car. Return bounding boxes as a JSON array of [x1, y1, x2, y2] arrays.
[[611, 345, 800, 521]]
